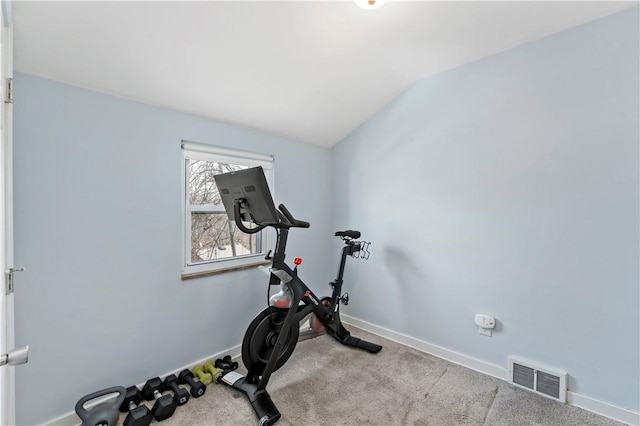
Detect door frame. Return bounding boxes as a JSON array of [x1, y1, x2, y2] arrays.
[[0, 0, 14, 424]]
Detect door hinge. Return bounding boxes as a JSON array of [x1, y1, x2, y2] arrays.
[[5, 77, 12, 104], [5, 267, 24, 295]]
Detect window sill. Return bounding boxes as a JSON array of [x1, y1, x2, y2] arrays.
[[181, 259, 271, 280]]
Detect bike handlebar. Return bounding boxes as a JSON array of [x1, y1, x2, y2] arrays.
[[233, 200, 267, 234], [278, 204, 310, 228], [233, 199, 309, 231]]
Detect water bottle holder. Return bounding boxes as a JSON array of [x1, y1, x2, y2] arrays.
[[350, 241, 371, 260]]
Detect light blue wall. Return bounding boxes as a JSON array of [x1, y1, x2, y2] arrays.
[[13, 6, 640, 423], [13, 74, 332, 425], [332, 8, 639, 411]]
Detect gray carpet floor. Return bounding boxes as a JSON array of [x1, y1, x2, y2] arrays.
[[123, 327, 624, 425]]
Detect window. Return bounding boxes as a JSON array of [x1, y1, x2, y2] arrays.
[[182, 141, 274, 278]]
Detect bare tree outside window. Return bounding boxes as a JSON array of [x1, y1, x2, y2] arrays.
[[188, 161, 259, 263]]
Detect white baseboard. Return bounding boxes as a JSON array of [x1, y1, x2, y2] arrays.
[[42, 345, 241, 426], [342, 314, 509, 381], [568, 391, 640, 426], [342, 314, 640, 426]]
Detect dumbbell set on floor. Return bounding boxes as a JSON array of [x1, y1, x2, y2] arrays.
[[75, 356, 237, 426], [118, 376, 194, 425], [75, 369, 209, 425], [192, 355, 240, 384]]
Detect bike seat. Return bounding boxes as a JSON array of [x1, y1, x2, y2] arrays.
[[335, 230, 361, 239]]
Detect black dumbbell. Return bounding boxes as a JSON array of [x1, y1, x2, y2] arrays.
[[178, 369, 207, 398], [141, 377, 177, 421], [118, 386, 153, 426], [163, 374, 190, 406], [215, 355, 239, 371]]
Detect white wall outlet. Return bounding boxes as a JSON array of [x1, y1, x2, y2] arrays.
[[475, 314, 496, 337]]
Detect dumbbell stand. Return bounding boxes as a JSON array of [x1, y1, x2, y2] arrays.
[[219, 372, 280, 426]]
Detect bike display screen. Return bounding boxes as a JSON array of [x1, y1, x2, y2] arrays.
[[214, 166, 280, 226]]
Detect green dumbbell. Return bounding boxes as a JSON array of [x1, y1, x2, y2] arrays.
[[192, 365, 213, 385], [203, 360, 224, 383]]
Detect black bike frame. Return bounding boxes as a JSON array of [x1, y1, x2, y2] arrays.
[[250, 226, 359, 389], [223, 199, 381, 426]]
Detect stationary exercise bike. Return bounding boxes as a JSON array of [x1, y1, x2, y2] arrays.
[[213, 167, 382, 426]]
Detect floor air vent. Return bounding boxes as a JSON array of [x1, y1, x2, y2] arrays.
[[508, 357, 567, 403]]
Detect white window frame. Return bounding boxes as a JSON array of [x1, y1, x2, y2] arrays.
[[181, 141, 274, 277]]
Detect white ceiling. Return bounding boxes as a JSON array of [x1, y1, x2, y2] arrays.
[[13, 1, 636, 147]]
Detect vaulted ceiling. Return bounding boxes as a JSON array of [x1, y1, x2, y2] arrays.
[[13, 1, 635, 147]]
